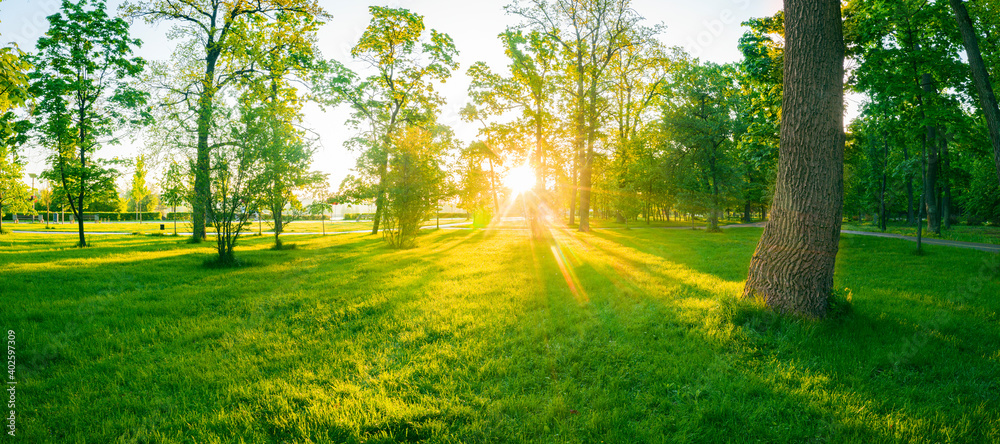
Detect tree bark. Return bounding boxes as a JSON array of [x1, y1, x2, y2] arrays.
[[941, 133, 952, 229], [904, 145, 915, 225], [193, 48, 220, 242], [880, 137, 888, 231], [949, 0, 1000, 189], [371, 154, 387, 235], [920, 73, 941, 235], [742, 0, 845, 317]]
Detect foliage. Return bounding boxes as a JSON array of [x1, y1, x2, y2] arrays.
[[124, 0, 328, 240], [0, 10, 30, 116], [662, 61, 740, 231], [29, 0, 149, 246], [316, 6, 458, 235], [160, 160, 187, 211], [128, 154, 152, 214], [0, 148, 32, 230], [382, 125, 452, 248], [208, 110, 266, 265], [234, 9, 326, 248]]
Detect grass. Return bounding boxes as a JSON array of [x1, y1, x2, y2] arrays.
[[4, 218, 467, 236], [843, 221, 1000, 246], [2, 226, 999, 442]]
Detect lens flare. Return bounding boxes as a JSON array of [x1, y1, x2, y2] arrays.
[[504, 164, 535, 195]]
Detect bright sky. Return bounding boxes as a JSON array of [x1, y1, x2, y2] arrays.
[[0, 0, 782, 191]]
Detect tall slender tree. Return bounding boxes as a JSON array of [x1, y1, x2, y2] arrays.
[[123, 0, 327, 241], [317, 6, 457, 235], [31, 0, 149, 247], [129, 154, 151, 222], [510, 0, 652, 231]]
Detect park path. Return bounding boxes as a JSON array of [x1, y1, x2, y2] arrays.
[[840, 230, 1000, 253], [10, 220, 999, 253], [9, 222, 471, 237]]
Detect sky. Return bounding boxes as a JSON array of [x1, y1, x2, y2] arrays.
[[0, 0, 783, 191]]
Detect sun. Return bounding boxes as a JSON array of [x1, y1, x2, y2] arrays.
[[504, 164, 535, 195]]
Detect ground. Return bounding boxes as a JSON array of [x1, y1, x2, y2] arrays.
[[2, 226, 999, 443]]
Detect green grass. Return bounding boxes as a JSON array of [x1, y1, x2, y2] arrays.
[[4, 218, 467, 235], [843, 221, 1000, 246], [2, 227, 999, 442]]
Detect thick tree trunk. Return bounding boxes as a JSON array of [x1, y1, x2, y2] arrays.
[[743, 0, 845, 317], [949, 0, 1000, 189]]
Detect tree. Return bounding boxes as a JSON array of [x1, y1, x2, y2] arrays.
[[467, 29, 561, 235], [160, 160, 186, 235], [123, 0, 327, 241], [382, 124, 452, 248], [663, 61, 738, 231], [30, 0, 149, 247], [129, 154, 151, 221], [208, 107, 264, 266], [0, 26, 31, 144], [742, 0, 845, 317], [735, 13, 783, 223], [949, 0, 1000, 190], [456, 141, 496, 228], [38, 186, 53, 226], [240, 97, 324, 248], [317, 6, 458, 235], [606, 32, 668, 226], [0, 149, 31, 232], [235, 9, 325, 248], [510, 0, 652, 232], [0, 13, 30, 116]]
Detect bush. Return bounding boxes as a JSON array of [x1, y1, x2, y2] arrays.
[[53, 212, 162, 222], [342, 213, 375, 221], [427, 212, 469, 220], [164, 212, 193, 221]]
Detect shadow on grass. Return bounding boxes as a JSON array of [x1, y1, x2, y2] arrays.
[[4, 228, 1000, 442]]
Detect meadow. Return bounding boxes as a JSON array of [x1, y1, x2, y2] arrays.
[[2, 225, 999, 443]]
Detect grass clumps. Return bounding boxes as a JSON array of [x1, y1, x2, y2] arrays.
[[2, 228, 999, 442]]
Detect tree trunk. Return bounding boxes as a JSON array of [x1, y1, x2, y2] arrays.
[[193, 51, 220, 242], [273, 208, 283, 247], [371, 154, 387, 235], [578, 149, 592, 231], [487, 156, 499, 214], [743, 0, 845, 317], [949, 0, 1000, 189], [904, 145, 915, 225], [942, 133, 952, 229], [920, 73, 941, 234], [880, 137, 888, 231]]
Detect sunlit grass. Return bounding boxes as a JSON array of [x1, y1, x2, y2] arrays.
[[2, 227, 998, 442]]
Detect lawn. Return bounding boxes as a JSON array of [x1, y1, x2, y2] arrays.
[[2, 226, 999, 442]]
